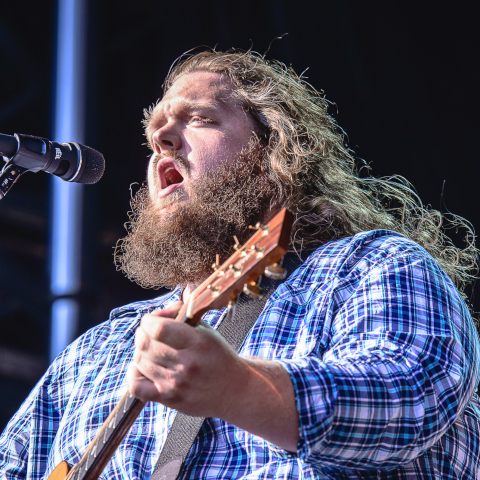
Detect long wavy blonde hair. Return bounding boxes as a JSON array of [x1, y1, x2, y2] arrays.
[[150, 49, 477, 293]]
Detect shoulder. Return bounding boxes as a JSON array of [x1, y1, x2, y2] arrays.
[[89, 287, 181, 347], [46, 288, 182, 382], [295, 229, 437, 282], [107, 287, 181, 325], [276, 230, 451, 306]]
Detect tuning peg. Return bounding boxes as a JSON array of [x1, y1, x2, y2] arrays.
[[229, 264, 243, 277], [211, 254, 220, 270], [243, 279, 264, 299], [248, 222, 270, 236], [251, 244, 265, 258], [264, 260, 287, 280], [207, 284, 221, 297], [233, 235, 240, 251]]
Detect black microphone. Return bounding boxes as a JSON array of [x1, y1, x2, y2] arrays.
[[0, 132, 105, 184]]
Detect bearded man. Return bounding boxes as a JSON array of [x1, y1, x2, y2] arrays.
[[1, 50, 479, 480]]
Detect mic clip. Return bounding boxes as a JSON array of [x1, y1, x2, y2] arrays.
[[0, 133, 49, 200], [0, 160, 28, 200]]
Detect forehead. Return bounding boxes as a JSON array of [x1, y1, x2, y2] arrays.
[[160, 71, 236, 111]]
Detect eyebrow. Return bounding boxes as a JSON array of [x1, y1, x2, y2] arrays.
[[180, 100, 224, 111], [155, 98, 229, 118]]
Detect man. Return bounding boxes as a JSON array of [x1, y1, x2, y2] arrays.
[[1, 50, 479, 479]]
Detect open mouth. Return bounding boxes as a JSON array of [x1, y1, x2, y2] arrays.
[[158, 159, 184, 197]]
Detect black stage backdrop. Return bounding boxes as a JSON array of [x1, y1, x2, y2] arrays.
[[0, 1, 479, 430]]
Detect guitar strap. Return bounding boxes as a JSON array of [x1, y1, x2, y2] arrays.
[[151, 252, 305, 480]]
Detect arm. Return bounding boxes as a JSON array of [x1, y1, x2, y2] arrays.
[[0, 324, 107, 479], [0, 393, 34, 479], [263, 253, 480, 468], [0, 365, 65, 480], [128, 253, 480, 468]]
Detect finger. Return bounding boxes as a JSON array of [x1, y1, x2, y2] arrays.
[[127, 364, 163, 402], [151, 300, 183, 319], [135, 327, 179, 366], [139, 314, 198, 349], [133, 350, 172, 385], [126, 362, 146, 385]]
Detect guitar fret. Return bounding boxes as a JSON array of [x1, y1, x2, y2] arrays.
[[109, 413, 117, 430]]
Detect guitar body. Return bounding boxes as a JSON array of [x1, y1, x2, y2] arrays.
[[47, 461, 70, 480]]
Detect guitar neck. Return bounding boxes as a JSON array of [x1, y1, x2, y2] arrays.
[[65, 302, 195, 480], [66, 393, 145, 480], [57, 208, 293, 480]]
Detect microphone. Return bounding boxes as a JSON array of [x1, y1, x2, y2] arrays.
[[0, 132, 105, 184], [0, 132, 105, 199]]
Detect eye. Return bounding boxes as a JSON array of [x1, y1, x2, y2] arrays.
[[190, 115, 214, 125]]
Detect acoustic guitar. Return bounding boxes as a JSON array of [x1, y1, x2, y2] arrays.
[[47, 208, 293, 480]]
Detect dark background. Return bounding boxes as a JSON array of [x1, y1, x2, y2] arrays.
[[0, 1, 478, 430]]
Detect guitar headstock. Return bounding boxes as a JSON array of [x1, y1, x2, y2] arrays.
[[183, 208, 293, 326]]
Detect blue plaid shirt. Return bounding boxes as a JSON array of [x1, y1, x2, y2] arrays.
[[1, 230, 480, 479]]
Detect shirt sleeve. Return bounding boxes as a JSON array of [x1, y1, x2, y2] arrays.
[[275, 252, 480, 470], [0, 324, 106, 480]]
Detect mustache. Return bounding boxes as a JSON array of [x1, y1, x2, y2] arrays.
[[151, 150, 191, 176]]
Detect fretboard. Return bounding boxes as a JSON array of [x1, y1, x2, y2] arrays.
[[66, 392, 145, 480]]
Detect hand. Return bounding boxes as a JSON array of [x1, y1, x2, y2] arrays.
[[127, 300, 299, 452], [127, 301, 245, 418]]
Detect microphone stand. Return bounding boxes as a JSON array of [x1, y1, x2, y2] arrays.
[[0, 159, 28, 200]]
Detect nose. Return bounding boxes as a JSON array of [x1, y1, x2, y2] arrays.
[[152, 123, 182, 153]]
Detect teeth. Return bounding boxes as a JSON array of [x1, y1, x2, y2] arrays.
[[163, 165, 183, 188]]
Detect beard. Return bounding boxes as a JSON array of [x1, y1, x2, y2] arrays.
[[114, 142, 278, 289]]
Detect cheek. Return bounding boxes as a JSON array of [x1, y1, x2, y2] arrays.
[[197, 136, 246, 172], [186, 123, 253, 176], [186, 138, 223, 175], [221, 122, 254, 161]]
